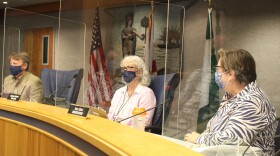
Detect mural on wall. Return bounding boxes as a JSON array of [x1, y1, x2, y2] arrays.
[[121, 14, 145, 57], [158, 25, 181, 49], [105, 4, 183, 79]]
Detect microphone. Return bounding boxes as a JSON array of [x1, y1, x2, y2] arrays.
[[56, 74, 78, 98], [42, 74, 77, 104], [42, 85, 71, 104], [117, 101, 166, 123], [48, 85, 71, 99]]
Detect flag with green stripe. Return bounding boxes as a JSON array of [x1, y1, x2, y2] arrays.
[[197, 8, 219, 132]]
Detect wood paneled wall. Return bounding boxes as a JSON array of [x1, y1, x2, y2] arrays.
[[0, 117, 85, 156]]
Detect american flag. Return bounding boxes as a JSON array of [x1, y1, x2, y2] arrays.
[[87, 7, 112, 106]]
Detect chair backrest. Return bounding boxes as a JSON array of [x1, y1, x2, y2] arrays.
[[40, 68, 83, 104], [149, 73, 180, 128]]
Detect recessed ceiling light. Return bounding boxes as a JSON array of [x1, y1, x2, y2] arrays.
[[3, 1, 8, 5]]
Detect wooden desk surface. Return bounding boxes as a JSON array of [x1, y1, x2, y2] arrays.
[[0, 98, 203, 156]]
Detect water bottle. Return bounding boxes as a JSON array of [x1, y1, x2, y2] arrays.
[[132, 107, 146, 131]]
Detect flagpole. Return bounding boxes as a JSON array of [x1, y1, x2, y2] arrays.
[[144, 0, 154, 73], [162, 0, 170, 136], [209, 8, 212, 69], [150, 1, 154, 73]]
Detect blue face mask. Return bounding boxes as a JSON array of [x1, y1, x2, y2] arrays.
[[215, 71, 225, 89], [10, 65, 23, 76], [122, 70, 136, 83]]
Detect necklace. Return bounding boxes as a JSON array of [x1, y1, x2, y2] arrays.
[[113, 88, 134, 121]]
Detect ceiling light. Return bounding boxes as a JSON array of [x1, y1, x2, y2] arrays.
[[3, 1, 8, 5]]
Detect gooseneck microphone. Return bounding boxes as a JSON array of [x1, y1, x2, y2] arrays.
[[42, 85, 71, 104], [48, 85, 71, 99], [42, 74, 77, 104], [117, 102, 165, 123], [49, 74, 78, 97]]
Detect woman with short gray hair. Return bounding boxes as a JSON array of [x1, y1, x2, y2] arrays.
[[108, 55, 156, 127]]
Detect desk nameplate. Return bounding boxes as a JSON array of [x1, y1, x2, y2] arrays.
[[68, 104, 89, 117]]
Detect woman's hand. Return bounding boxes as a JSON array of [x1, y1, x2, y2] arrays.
[[184, 132, 200, 144]]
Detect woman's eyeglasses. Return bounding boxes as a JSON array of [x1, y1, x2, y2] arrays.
[[213, 65, 222, 71], [121, 66, 137, 72], [213, 65, 229, 72]]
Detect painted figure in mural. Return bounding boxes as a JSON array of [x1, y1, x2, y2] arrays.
[[121, 15, 144, 57]]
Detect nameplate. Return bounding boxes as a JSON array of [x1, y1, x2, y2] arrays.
[[68, 104, 89, 117], [89, 107, 108, 118], [7, 93, 21, 101]]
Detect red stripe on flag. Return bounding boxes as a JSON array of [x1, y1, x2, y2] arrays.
[[98, 47, 113, 99], [90, 51, 99, 72], [148, 15, 152, 48], [86, 7, 113, 106], [88, 72, 98, 104]]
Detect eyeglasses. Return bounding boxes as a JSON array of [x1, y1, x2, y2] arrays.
[[121, 66, 138, 72], [213, 65, 222, 71], [213, 65, 229, 73]]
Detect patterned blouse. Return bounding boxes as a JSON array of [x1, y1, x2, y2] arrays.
[[197, 81, 277, 155]]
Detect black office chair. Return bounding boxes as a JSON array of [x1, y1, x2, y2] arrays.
[[145, 73, 180, 135], [40, 68, 83, 105]]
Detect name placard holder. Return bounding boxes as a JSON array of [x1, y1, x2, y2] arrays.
[[89, 107, 108, 118], [7, 93, 21, 101], [68, 104, 89, 117]]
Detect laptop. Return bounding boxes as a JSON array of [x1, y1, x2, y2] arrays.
[[89, 107, 108, 118]]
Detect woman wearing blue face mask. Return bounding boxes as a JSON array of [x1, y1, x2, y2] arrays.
[[184, 49, 276, 156], [108, 55, 156, 127], [2, 52, 44, 103]]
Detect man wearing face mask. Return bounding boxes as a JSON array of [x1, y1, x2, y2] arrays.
[[184, 49, 276, 156], [107, 55, 156, 126], [2, 52, 44, 103]]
